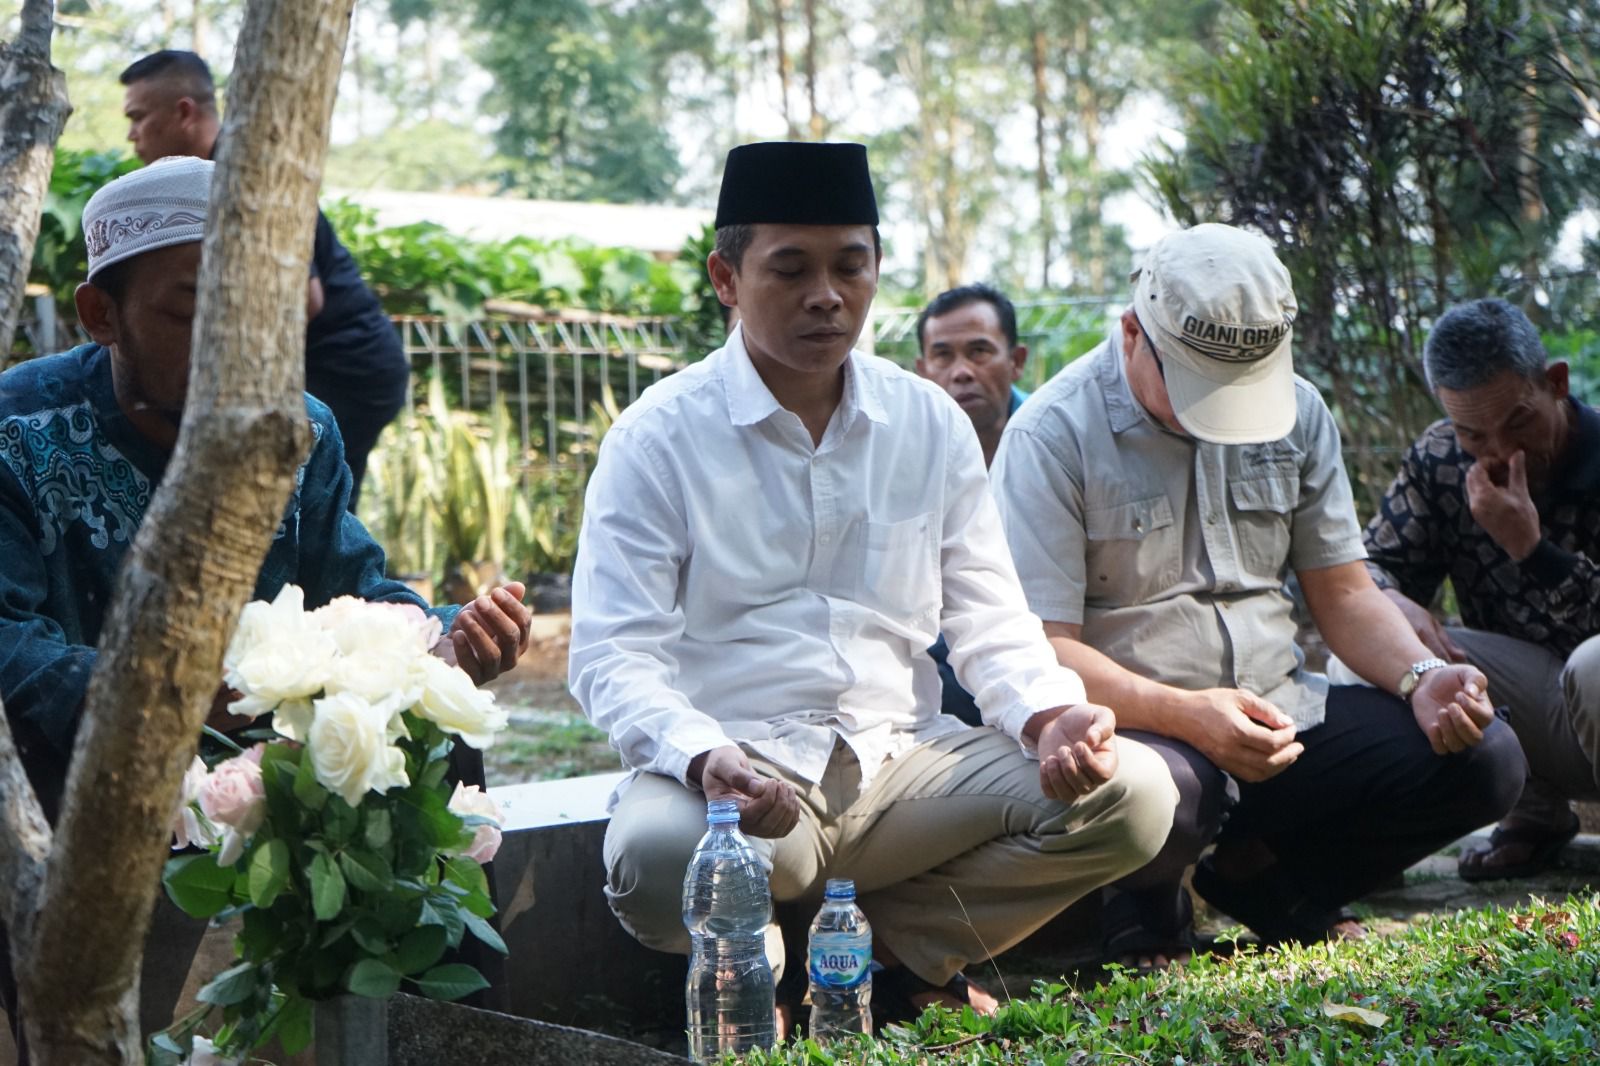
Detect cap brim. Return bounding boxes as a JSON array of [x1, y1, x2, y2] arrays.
[[1163, 345, 1296, 445]]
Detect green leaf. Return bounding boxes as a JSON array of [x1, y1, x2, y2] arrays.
[[309, 850, 347, 921], [364, 806, 393, 849], [293, 754, 329, 810], [345, 958, 402, 998], [396, 924, 450, 974], [340, 848, 395, 894], [199, 961, 260, 1007], [442, 856, 489, 900], [419, 759, 450, 789], [463, 911, 508, 956], [350, 916, 390, 955], [249, 838, 291, 909], [163, 854, 237, 918], [419, 895, 465, 946], [276, 993, 315, 1054], [412, 963, 490, 1002]]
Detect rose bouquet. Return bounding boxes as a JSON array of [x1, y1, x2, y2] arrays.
[[152, 586, 509, 1063]]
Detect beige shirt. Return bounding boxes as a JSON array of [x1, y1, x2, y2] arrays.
[[991, 331, 1367, 730]]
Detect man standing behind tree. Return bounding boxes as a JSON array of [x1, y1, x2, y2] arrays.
[[1361, 298, 1600, 882], [915, 284, 1030, 724], [120, 49, 409, 505]]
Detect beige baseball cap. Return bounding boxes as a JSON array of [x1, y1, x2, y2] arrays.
[[1130, 223, 1298, 444]]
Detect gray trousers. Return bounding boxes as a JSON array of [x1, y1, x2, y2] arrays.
[[1447, 629, 1600, 819], [604, 729, 1177, 985]]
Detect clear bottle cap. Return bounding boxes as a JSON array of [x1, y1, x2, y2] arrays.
[[706, 798, 741, 824], [823, 878, 855, 899]]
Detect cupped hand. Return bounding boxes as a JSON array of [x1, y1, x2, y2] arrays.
[[1035, 703, 1119, 801], [1411, 663, 1495, 755], [688, 745, 800, 839]]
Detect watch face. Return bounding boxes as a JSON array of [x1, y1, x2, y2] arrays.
[[1398, 670, 1419, 698]]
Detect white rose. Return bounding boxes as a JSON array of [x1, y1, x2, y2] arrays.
[[307, 692, 410, 807], [314, 596, 441, 659], [414, 656, 508, 749], [225, 630, 337, 719], [184, 1035, 237, 1066], [447, 782, 504, 864], [322, 648, 423, 720], [225, 585, 324, 671]]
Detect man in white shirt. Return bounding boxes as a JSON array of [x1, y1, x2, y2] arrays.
[[569, 142, 1176, 1025]]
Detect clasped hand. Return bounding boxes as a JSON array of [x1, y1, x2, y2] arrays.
[[432, 581, 534, 685], [1410, 664, 1496, 755], [1183, 688, 1303, 783]]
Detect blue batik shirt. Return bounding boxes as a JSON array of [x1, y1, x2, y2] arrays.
[[0, 344, 453, 810]]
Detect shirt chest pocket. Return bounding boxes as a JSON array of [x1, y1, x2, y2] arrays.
[[1230, 476, 1296, 578], [855, 513, 939, 626], [1083, 495, 1178, 605]]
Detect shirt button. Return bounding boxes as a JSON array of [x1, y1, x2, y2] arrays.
[[820, 533, 832, 545], [1206, 512, 1218, 524], [1132, 518, 1144, 533]]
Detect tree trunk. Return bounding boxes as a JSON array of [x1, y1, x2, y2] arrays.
[[803, 0, 822, 138], [1074, 18, 1105, 294], [1031, 21, 1052, 290], [10, 0, 355, 1060], [773, 0, 797, 138], [0, 0, 72, 364], [191, 0, 208, 57]]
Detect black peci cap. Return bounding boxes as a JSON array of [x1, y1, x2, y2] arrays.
[[713, 142, 879, 228]]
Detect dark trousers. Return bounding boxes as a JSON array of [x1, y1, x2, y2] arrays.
[[1111, 684, 1524, 934]]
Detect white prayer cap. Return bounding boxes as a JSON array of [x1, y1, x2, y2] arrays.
[[83, 155, 213, 281]]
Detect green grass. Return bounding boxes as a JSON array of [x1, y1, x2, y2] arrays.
[[744, 895, 1600, 1065]]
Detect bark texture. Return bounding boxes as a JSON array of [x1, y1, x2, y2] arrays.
[[0, 0, 72, 363], [12, 0, 356, 1061]]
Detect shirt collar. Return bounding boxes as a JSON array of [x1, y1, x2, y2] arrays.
[[718, 323, 888, 429], [1095, 331, 1144, 434]]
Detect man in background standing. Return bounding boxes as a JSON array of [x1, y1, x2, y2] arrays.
[[120, 49, 409, 505]]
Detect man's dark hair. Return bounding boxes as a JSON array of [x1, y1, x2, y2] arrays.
[[712, 224, 882, 273], [120, 49, 217, 110], [915, 284, 1019, 351], [1423, 297, 1548, 391]]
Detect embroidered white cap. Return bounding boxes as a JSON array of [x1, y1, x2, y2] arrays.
[[83, 155, 213, 281], [1130, 223, 1299, 444]]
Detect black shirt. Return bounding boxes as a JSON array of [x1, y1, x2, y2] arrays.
[[306, 211, 408, 404], [1364, 398, 1600, 659]]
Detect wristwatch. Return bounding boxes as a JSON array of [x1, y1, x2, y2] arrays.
[[1397, 657, 1450, 701]]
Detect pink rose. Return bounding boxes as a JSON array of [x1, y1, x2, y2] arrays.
[[171, 756, 219, 851], [200, 746, 268, 865], [448, 782, 504, 864]]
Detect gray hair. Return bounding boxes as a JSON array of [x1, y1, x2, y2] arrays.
[[1423, 298, 1547, 391]]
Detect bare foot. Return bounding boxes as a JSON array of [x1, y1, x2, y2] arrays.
[[910, 975, 1000, 1016]]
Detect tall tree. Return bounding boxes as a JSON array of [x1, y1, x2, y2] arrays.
[[475, 0, 712, 203], [0, 0, 353, 1058], [0, 0, 73, 362]]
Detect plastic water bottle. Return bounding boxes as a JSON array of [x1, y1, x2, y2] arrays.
[[682, 798, 775, 1061], [807, 878, 872, 1038]]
